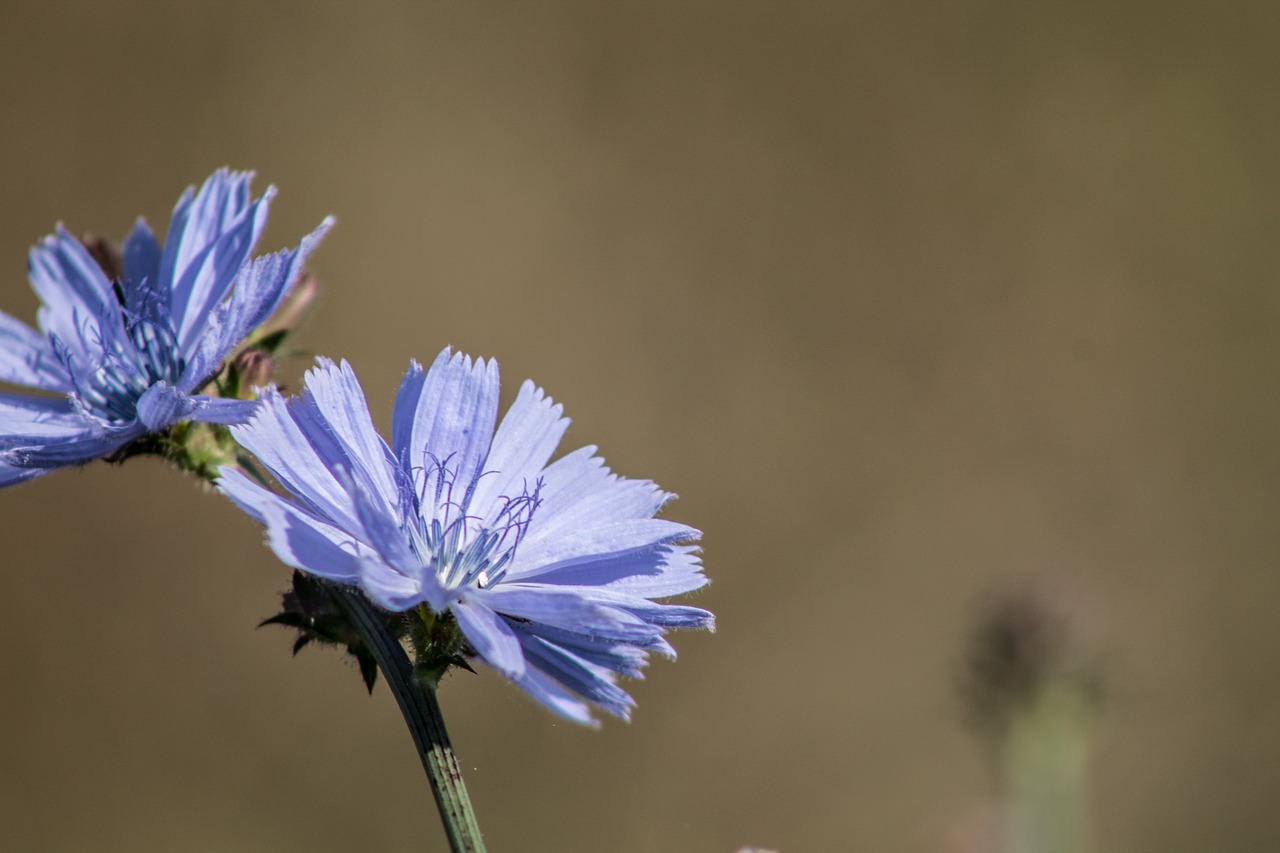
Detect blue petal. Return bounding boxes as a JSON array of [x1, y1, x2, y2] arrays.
[[391, 359, 425, 464], [343, 465, 462, 614], [28, 226, 122, 350], [185, 395, 258, 425], [358, 557, 428, 612], [0, 393, 83, 445], [517, 543, 709, 599], [452, 597, 526, 678], [468, 379, 568, 519], [513, 518, 700, 579], [403, 348, 499, 501], [476, 586, 665, 646], [0, 310, 69, 391], [161, 170, 272, 349], [506, 666, 598, 726], [518, 633, 636, 720], [0, 462, 45, 486], [526, 452, 672, 547], [121, 218, 165, 323], [292, 359, 400, 517], [178, 217, 332, 388], [1, 428, 135, 468], [219, 467, 363, 583], [259, 497, 363, 584], [135, 383, 196, 431], [228, 386, 363, 533], [507, 620, 652, 677]]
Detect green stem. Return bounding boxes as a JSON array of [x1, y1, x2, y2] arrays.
[[325, 583, 487, 853]]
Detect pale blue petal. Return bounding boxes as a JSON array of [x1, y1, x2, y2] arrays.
[[179, 217, 333, 387], [453, 597, 526, 678], [525, 457, 671, 549], [390, 359, 425, 464], [517, 543, 709, 598], [518, 633, 635, 720], [185, 395, 258, 425], [161, 170, 270, 348], [508, 620, 652, 677], [468, 379, 568, 519], [405, 348, 499, 499], [477, 586, 665, 646], [506, 667, 598, 726], [0, 310, 69, 391], [135, 382, 196, 430], [293, 359, 399, 516], [512, 518, 699, 579], [220, 467, 370, 586], [1, 428, 134, 468], [227, 386, 361, 532], [0, 393, 82, 444], [532, 584, 714, 630], [358, 557, 427, 612], [120, 218, 165, 323], [0, 462, 45, 485], [28, 227, 121, 346], [259, 498, 362, 584]]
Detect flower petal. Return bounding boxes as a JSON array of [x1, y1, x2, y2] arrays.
[[452, 597, 526, 678], [476, 585, 665, 646], [290, 359, 400, 518], [518, 543, 710, 599], [1, 428, 135, 468], [28, 226, 122, 349], [258, 493, 363, 584], [358, 557, 426, 612], [162, 170, 273, 349], [524, 448, 672, 548], [228, 386, 362, 532], [512, 518, 699, 579], [505, 666, 598, 726], [0, 310, 69, 391], [518, 632, 636, 720], [179, 216, 333, 386], [135, 382, 196, 431], [120, 218, 166, 324], [0, 393, 83, 445], [390, 359, 425, 464], [468, 380, 568, 519], [184, 395, 258, 425], [403, 348, 499, 499]]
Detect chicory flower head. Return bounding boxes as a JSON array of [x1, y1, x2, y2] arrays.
[[0, 169, 331, 484], [219, 350, 713, 724]]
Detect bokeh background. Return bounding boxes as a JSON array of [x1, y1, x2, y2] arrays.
[[2, 2, 1279, 851]]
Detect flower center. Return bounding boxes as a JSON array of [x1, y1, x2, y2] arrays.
[[403, 453, 542, 591], [55, 311, 186, 425]]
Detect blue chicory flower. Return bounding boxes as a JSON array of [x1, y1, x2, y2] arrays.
[[218, 349, 713, 724], [0, 169, 331, 484]]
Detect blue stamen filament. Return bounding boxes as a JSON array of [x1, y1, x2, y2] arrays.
[[404, 455, 543, 592], [54, 305, 186, 425]]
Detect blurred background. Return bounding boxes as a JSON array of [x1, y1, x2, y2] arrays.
[[2, 2, 1278, 851]]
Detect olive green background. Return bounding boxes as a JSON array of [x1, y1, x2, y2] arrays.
[[2, 2, 1278, 851]]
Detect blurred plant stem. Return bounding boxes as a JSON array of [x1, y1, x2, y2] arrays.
[[1002, 682, 1092, 853], [962, 584, 1100, 853]]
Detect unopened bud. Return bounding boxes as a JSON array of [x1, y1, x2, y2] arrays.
[[83, 235, 124, 284], [232, 349, 275, 397]]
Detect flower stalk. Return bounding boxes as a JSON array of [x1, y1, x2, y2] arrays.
[[325, 584, 487, 853]]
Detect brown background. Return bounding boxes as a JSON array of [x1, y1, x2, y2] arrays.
[[2, 2, 1279, 851]]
